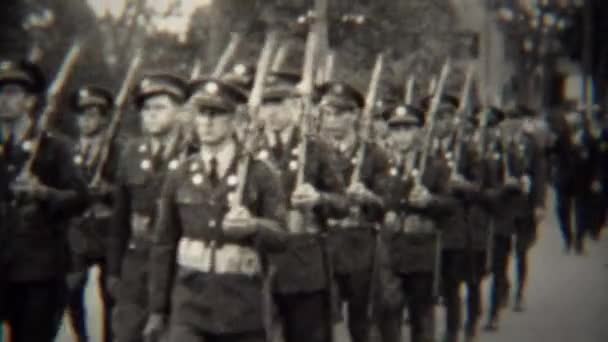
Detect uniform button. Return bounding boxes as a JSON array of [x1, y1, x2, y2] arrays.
[[209, 220, 216, 228]]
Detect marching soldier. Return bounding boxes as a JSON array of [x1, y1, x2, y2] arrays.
[[145, 78, 287, 342], [377, 104, 456, 342], [106, 73, 188, 342], [66, 86, 117, 342], [319, 81, 390, 342], [509, 105, 547, 312], [0, 59, 88, 342], [257, 71, 347, 342]]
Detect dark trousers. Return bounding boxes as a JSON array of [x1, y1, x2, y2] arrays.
[[377, 272, 434, 342], [488, 235, 512, 321], [112, 250, 149, 342], [275, 291, 331, 342], [555, 189, 591, 252], [464, 250, 486, 336], [441, 250, 466, 338], [336, 269, 373, 342], [167, 327, 265, 342], [68, 260, 114, 342], [514, 216, 536, 301], [4, 278, 67, 342]]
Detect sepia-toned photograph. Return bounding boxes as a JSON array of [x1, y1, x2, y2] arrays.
[[1, 0, 607, 341]]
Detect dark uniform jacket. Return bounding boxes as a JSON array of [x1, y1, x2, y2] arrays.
[[258, 129, 346, 293], [149, 142, 287, 334], [107, 137, 186, 278], [68, 135, 121, 271], [382, 148, 456, 274], [0, 131, 88, 282], [329, 140, 389, 274]]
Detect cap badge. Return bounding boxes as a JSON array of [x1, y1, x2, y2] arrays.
[[192, 173, 203, 185], [396, 106, 407, 116], [79, 89, 90, 98], [205, 82, 219, 94], [334, 84, 344, 94], [389, 167, 398, 176]]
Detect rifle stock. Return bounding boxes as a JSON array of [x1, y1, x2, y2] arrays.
[[91, 50, 143, 187], [350, 54, 384, 186], [233, 32, 277, 207], [211, 33, 241, 79], [21, 41, 83, 180]]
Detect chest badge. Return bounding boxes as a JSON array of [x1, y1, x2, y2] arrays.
[[389, 167, 398, 176], [168, 159, 179, 170], [140, 159, 152, 170], [74, 155, 84, 165], [192, 173, 203, 186], [288, 160, 298, 171]]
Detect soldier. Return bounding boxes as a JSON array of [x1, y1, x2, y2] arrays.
[[509, 105, 547, 312], [106, 73, 188, 342], [66, 85, 117, 342], [145, 78, 287, 342], [256, 71, 347, 342], [377, 104, 456, 342], [319, 81, 390, 342], [420, 94, 481, 342], [0, 59, 88, 342]]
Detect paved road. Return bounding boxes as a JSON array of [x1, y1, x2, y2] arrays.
[[53, 190, 608, 342]]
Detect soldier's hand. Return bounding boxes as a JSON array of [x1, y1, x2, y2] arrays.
[[89, 180, 114, 199], [449, 173, 477, 193], [347, 182, 381, 206], [408, 184, 432, 207], [106, 275, 121, 300], [291, 183, 321, 209], [520, 175, 532, 194], [10, 178, 51, 201], [223, 206, 257, 239], [384, 211, 400, 231], [143, 313, 166, 342]]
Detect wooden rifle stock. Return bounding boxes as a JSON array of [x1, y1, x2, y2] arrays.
[[21, 41, 83, 180], [211, 33, 241, 79], [90, 50, 143, 188], [350, 54, 384, 186], [233, 32, 277, 207], [450, 63, 475, 178]]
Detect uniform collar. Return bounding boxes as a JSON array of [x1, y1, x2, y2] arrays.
[[200, 139, 237, 178]]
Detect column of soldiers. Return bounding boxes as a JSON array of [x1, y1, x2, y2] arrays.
[[1, 37, 606, 342]]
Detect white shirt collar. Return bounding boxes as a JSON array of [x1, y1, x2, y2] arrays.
[[200, 140, 237, 178]]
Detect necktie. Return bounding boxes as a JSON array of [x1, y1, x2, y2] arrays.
[[208, 156, 219, 187], [273, 130, 283, 160]]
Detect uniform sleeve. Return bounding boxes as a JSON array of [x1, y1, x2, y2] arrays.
[[149, 170, 182, 314], [107, 148, 132, 277], [35, 135, 88, 221], [528, 138, 548, 208], [251, 160, 288, 252]]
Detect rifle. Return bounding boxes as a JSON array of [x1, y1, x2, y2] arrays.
[[18, 41, 83, 183], [232, 31, 276, 207], [413, 60, 451, 300], [450, 63, 475, 181], [90, 50, 143, 188], [271, 41, 291, 73], [210, 33, 241, 79], [354, 54, 384, 322]]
